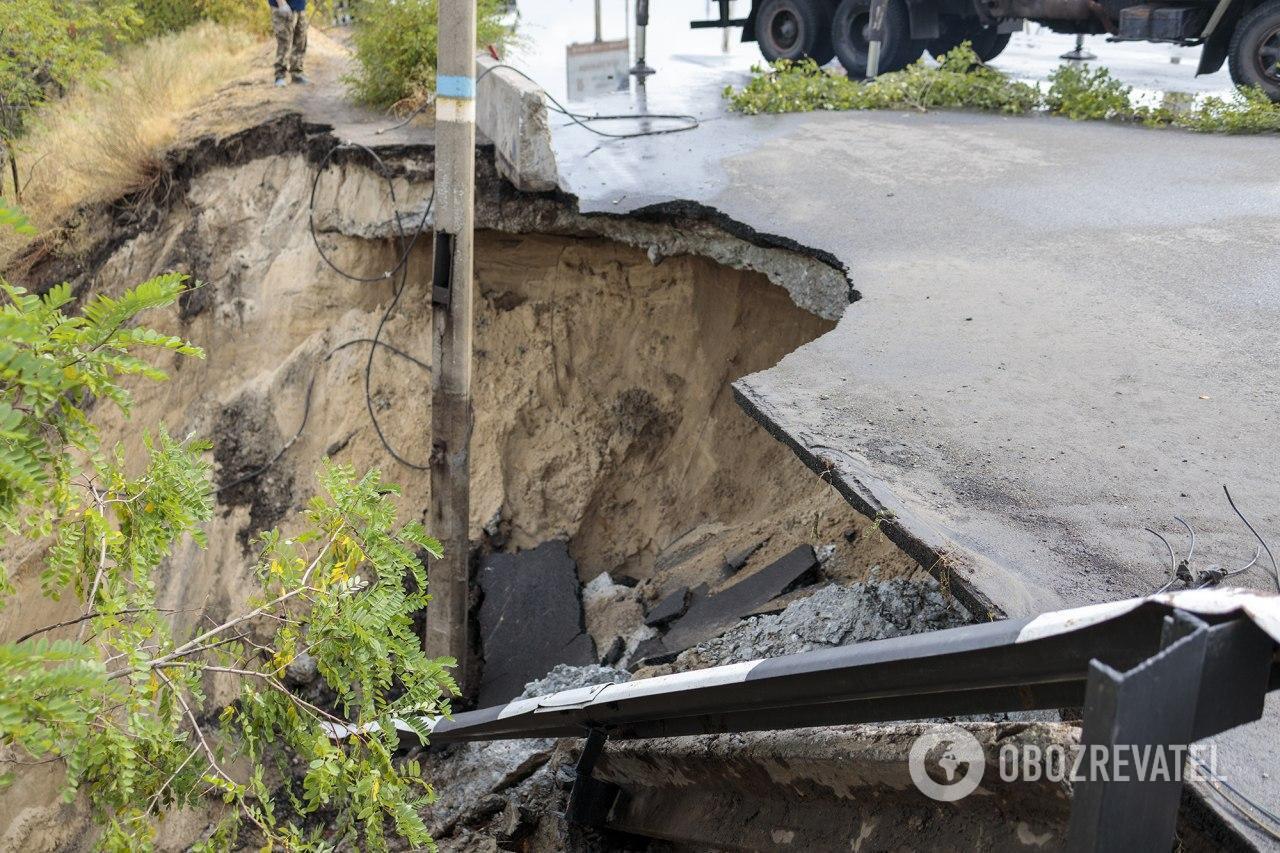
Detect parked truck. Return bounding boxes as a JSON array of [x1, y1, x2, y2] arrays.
[[690, 0, 1280, 98]]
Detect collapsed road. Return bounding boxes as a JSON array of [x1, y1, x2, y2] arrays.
[[502, 31, 1280, 849], [5, 23, 1280, 851]]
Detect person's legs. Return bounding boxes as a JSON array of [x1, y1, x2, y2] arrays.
[[290, 13, 309, 79], [272, 9, 295, 81]]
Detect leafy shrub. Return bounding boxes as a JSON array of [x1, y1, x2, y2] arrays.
[[1044, 63, 1133, 120], [725, 44, 1040, 117], [348, 0, 512, 109], [132, 0, 269, 38], [0, 0, 139, 146], [726, 47, 1280, 135], [1175, 86, 1280, 133], [859, 44, 1041, 113], [0, 203, 458, 850]]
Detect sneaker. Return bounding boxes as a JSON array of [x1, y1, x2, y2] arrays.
[[274, 76, 287, 87], [291, 74, 309, 85]]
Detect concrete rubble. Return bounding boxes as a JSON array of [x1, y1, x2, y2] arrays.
[[671, 571, 973, 671]]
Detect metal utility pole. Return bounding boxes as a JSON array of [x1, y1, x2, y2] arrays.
[[426, 0, 476, 694]]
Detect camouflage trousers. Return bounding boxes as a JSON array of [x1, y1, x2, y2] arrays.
[[272, 9, 308, 78]]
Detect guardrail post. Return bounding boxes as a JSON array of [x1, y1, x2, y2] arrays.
[[567, 728, 620, 827], [1065, 611, 1273, 851]]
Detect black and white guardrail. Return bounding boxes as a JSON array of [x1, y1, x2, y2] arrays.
[[323, 588, 1280, 745]]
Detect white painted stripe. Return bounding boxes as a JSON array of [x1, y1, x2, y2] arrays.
[[585, 660, 761, 705], [497, 697, 541, 719], [436, 96, 475, 124], [1015, 587, 1280, 644], [492, 661, 764, 722], [320, 716, 439, 740], [1015, 598, 1141, 644]]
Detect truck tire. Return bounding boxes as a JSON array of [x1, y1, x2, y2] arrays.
[[1228, 0, 1280, 101], [972, 28, 1012, 61], [833, 0, 923, 77], [927, 19, 1011, 62], [756, 0, 837, 65]]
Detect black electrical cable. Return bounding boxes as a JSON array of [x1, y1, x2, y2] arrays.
[[220, 144, 436, 494], [376, 62, 700, 139], [216, 337, 431, 495], [308, 141, 432, 282], [1190, 755, 1280, 842], [358, 189, 434, 472], [1224, 485, 1280, 593]]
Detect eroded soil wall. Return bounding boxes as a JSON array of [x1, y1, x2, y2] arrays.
[[0, 150, 914, 850]]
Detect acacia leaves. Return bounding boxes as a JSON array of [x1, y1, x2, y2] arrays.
[[0, 206, 456, 850]]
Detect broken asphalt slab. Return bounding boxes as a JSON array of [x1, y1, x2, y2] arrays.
[[635, 545, 820, 664], [643, 585, 690, 628], [477, 540, 597, 706]]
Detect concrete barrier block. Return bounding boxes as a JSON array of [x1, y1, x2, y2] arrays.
[[476, 55, 559, 193]]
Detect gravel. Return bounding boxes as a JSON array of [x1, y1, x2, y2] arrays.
[[519, 663, 630, 699], [674, 572, 972, 670]]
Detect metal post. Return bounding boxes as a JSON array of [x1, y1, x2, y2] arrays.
[[1061, 33, 1096, 60], [1065, 611, 1273, 852], [631, 0, 655, 78], [594, 0, 603, 42], [866, 0, 889, 79], [426, 0, 476, 695]]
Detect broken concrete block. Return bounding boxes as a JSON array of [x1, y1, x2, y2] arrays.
[[477, 540, 596, 706], [581, 571, 656, 668], [722, 541, 764, 577], [600, 637, 625, 666], [634, 545, 821, 665], [475, 55, 559, 192], [672, 579, 972, 672], [644, 585, 691, 627]]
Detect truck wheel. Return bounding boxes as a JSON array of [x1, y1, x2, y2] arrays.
[[833, 0, 922, 77], [1228, 0, 1280, 101], [927, 16, 969, 58], [927, 20, 1010, 62], [756, 0, 837, 65], [971, 28, 1011, 61]]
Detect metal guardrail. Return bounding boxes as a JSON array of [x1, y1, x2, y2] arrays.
[[329, 589, 1280, 851]]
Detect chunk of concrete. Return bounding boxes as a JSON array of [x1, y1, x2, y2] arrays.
[[634, 545, 821, 664], [476, 54, 559, 192], [644, 585, 690, 627], [477, 540, 596, 706], [673, 577, 971, 671], [722, 541, 764, 577], [581, 571, 656, 668]]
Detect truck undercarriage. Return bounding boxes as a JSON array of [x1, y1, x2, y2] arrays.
[[693, 0, 1280, 98]]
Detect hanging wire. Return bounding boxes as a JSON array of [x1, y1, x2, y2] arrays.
[[377, 62, 700, 139]]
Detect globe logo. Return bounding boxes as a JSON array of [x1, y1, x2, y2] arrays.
[[908, 726, 986, 801]]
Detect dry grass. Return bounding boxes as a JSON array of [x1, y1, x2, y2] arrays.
[[8, 23, 260, 244]]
